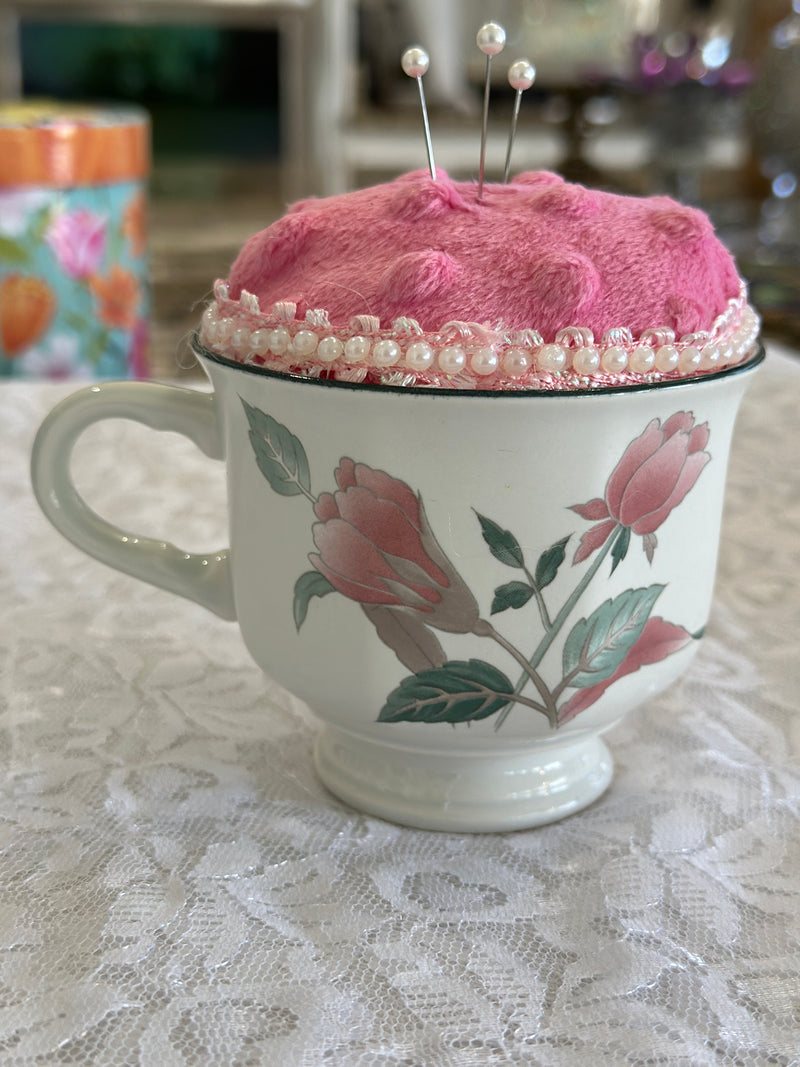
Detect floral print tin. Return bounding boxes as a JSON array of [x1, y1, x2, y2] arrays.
[[0, 102, 149, 379]]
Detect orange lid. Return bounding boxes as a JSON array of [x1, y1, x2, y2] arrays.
[[0, 101, 150, 188]]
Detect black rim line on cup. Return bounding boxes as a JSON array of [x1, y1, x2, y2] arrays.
[[191, 332, 765, 400]]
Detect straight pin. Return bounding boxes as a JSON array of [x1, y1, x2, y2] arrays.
[[476, 22, 506, 200], [401, 46, 436, 181], [503, 59, 536, 183]]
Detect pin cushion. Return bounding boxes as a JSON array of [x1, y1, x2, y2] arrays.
[[198, 169, 759, 391], [30, 26, 766, 834]]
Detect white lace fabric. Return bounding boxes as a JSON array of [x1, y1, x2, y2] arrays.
[[2, 346, 798, 1066]]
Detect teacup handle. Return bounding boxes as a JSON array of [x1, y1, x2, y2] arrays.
[[30, 381, 236, 620]]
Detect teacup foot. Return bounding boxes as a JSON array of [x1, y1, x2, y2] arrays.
[[314, 727, 613, 832]]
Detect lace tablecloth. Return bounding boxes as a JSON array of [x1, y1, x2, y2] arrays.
[[3, 346, 799, 1066]]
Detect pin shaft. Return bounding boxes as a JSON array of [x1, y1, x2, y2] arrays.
[[478, 54, 493, 200], [503, 59, 535, 184], [416, 76, 437, 182], [503, 90, 523, 183], [401, 46, 436, 182]]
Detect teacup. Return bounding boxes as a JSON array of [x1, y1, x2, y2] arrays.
[[31, 337, 763, 831]]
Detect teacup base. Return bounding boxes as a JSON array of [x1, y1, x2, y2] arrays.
[[314, 726, 614, 832]]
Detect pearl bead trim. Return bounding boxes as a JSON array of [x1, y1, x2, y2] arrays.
[[199, 280, 760, 391]]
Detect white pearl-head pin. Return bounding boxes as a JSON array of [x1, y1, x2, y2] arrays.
[[476, 22, 506, 200], [401, 45, 436, 181], [401, 46, 429, 79], [476, 21, 506, 56], [508, 58, 535, 92], [503, 58, 536, 182]]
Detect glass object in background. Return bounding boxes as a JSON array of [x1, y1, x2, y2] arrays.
[[480, 1, 753, 194], [749, 1, 800, 263], [633, 1, 753, 206], [502, 0, 644, 85], [492, 0, 650, 186], [740, 1, 800, 342], [0, 102, 150, 379]]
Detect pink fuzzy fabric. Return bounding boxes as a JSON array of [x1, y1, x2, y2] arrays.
[[227, 170, 741, 340]]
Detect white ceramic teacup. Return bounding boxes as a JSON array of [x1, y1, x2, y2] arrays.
[[31, 339, 763, 831]]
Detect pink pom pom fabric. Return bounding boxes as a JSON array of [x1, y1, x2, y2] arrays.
[[226, 169, 741, 340], [201, 170, 759, 391]]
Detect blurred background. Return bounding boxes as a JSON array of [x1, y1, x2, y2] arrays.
[[1, 0, 798, 378]]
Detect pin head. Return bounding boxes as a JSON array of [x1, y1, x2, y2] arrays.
[[401, 47, 430, 79], [476, 22, 506, 57], [508, 59, 536, 92]]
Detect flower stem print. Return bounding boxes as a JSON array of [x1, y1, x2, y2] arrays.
[[243, 400, 706, 730], [492, 523, 625, 731]]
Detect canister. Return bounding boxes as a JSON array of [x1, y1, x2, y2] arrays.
[[0, 101, 150, 378]]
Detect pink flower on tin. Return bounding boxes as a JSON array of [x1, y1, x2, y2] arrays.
[[46, 209, 107, 280], [572, 412, 710, 563]]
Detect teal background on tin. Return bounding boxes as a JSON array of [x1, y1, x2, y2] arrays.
[[0, 180, 149, 379]]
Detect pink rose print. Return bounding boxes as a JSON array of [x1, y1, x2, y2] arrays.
[[310, 458, 478, 633], [46, 209, 107, 280], [244, 401, 709, 729], [571, 412, 710, 564]]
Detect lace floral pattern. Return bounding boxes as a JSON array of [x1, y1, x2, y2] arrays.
[[3, 351, 799, 1065]]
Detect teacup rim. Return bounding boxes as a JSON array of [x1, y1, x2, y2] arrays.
[[192, 332, 765, 400]]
